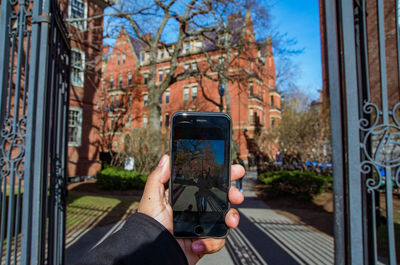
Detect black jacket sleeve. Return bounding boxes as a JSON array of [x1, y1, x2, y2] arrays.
[[75, 212, 188, 265]]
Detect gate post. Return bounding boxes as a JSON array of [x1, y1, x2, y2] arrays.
[[323, 0, 399, 264]]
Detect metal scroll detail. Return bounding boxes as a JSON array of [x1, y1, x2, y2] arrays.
[[361, 102, 400, 192]]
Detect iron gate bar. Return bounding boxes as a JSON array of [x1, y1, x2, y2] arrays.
[[20, 0, 43, 262], [376, 0, 397, 263], [323, 0, 346, 264], [341, 0, 365, 263]]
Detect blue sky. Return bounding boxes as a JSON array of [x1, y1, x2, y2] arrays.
[[267, 0, 322, 99]]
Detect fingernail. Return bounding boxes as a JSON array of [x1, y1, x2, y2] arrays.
[[232, 212, 240, 223], [158, 155, 168, 167], [192, 242, 205, 253]]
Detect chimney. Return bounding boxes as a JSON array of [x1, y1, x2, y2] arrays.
[[265, 35, 272, 56], [228, 13, 241, 20], [103, 45, 110, 56], [143, 33, 152, 40]]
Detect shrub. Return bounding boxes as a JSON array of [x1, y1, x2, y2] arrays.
[[96, 167, 148, 190], [258, 170, 327, 200]]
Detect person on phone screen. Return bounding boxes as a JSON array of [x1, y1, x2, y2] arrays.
[[195, 170, 210, 212], [75, 155, 245, 265]]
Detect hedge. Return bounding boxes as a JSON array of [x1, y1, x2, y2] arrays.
[[96, 167, 148, 190], [258, 170, 328, 200]]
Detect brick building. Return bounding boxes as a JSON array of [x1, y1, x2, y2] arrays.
[[60, 0, 110, 179], [101, 13, 281, 163]]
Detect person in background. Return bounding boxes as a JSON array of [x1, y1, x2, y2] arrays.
[[75, 155, 245, 265], [234, 153, 245, 192]]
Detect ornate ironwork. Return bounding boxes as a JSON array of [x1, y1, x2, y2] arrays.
[[0, 0, 70, 263]]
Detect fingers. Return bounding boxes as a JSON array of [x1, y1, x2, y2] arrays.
[[191, 238, 226, 255], [139, 155, 170, 213], [231, 164, 245, 181], [225, 208, 240, 228], [228, 186, 244, 204], [142, 155, 170, 196]]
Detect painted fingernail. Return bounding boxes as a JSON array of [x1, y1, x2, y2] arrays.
[[158, 155, 168, 167], [192, 242, 205, 253]]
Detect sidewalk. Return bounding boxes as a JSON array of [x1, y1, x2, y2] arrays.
[[66, 171, 335, 265], [199, 171, 334, 265]]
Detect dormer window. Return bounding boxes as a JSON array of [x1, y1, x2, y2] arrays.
[[140, 52, 145, 64], [160, 50, 165, 59], [185, 43, 190, 53]]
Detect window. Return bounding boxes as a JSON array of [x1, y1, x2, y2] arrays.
[[122, 54, 126, 64], [115, 96, 119, 107], [119, 75, 123, 88], [144, 73, 149, 84], [129, 93, 132, 107], [249, 83, 254, 96], [69, 0, 87, 30], [165, 114, 170, 128], [71, 49, 85, 87], [184, 87, 189, 101], [128, 72, 132, 85], [140, 52, 145, 64], [109, 76, 114, 89], [166, 68, 170, 77], [143, 94, 148, 106], [219, 57, 225, 66], [184, 64, 189, 72], [68, 108, 82, 146], [158, 70, 163, 82], [271, 117, 275, 128], [249, 109, 254, 124], [185, 43, 190, 53], [270, 95, 274, 107], [191, 63, 198, 72], [194, 41, 202, 51], [160, 50, 165, 59], [192, 86, 197, 100], [117, 55, 120, 65], [143, 117, 147, 128], [110, 118, 114, 130], [159, 94, 162, 104], [166, 90, 170, 104]]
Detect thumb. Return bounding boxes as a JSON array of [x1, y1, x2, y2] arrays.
[[140, 155, 170, 205]]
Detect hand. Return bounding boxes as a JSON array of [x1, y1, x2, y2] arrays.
[[138, 155, 245, 265]]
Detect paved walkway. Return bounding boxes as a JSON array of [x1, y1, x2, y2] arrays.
[[66, 171, 335, 265], [199, 171, 334, 265]]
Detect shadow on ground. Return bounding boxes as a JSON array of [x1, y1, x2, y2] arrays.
[[65, 181, 143, 265], [254, 183, 334, 237]]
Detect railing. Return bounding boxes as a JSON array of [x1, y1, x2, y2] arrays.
[[324, 0, 399, 264], [0, 0, 70, 263]]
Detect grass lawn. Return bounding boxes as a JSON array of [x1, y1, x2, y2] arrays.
[[66, 180, 142, 238]]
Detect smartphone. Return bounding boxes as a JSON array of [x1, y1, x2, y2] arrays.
[[170, 112, 231, 238]]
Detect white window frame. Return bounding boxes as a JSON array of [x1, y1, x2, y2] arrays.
[[143, 93, 148, 106], [68, 0, 87, 30], [192, 86, 197, 100], [122, 54, 126, 64], [71, 48, 85, 87], [191, 62, 198, 72], [68, 107, 82, 147], [183, 87, 189, 101], [166, 90, 170, 104], [143, 116, 148, 128]]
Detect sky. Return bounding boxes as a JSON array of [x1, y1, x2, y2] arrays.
[[267, 0, 323, 100]]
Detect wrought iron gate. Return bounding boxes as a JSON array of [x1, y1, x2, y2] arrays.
[[324, 0, 400, 264], [0, 0, 70, 263]]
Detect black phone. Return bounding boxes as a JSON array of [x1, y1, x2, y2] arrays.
[[170, 112, 231, 238]]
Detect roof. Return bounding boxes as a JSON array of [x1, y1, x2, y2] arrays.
[[128, 35, 148, 58]]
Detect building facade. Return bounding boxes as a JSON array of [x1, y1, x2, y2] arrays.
[[101, 14, 281, 164], [60, 0, 109, 179]]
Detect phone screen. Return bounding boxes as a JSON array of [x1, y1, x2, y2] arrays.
[[170, 112, 231, 238]]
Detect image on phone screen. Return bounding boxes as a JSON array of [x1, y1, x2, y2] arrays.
[[171, 113, 231, 238]]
